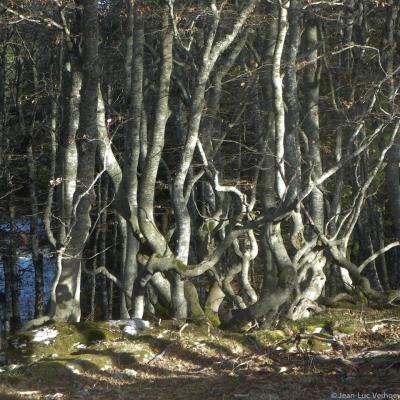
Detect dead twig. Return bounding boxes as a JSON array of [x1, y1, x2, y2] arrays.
[[179, 322, 189, 337], [147, 341, 177, 364], [276, 333, 348, 358], [365, 318, 400, 324]]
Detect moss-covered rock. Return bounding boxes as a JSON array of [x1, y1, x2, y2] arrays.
[[305, 338, 331, 352], [2, 307, 398, 399], [1, 361, 79, 387], [283, 317, 329, 334], [6, 321, 122, 364]]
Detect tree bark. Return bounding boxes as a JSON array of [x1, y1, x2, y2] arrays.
[[303, 17, 324, 232], [54, 0, 99, 322]]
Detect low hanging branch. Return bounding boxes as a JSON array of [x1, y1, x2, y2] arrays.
[[135, 226, 249, 286], [82, 263, 132, 301], [358, 241, 400, 273]]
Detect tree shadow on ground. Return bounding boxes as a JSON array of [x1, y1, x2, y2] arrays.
[[204, 340, 235, 357], [1, 360, 399, 400], [71, 348, 137, 368], [2, 327, 400, 400], [223, 332, 265, 353], [128, 334, 224, 367]]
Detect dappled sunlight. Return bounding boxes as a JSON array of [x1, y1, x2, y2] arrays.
[[1, 308, 400, 399]]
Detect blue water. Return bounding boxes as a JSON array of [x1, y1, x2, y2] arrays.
[[0, 255, 55, 322], [0, 219, 55, 322]]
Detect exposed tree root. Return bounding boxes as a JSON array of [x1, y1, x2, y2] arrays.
[[276, 332, 400, 372], [319, 293, 358, 306], [276, 332, 348, 358], [19, 316, 51, 332]]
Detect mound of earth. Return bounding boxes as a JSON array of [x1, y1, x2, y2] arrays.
[[0, 307, 399, 400]]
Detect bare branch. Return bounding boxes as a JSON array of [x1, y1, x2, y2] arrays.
[[358, 242, 400, 273]]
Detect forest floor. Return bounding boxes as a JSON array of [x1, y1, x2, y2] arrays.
[[0, 305, 399, 400]]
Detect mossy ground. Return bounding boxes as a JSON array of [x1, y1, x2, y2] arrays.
[[1, 306, 399, 400]]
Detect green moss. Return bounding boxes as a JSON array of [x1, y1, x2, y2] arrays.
[[150, 302, 172, 319], [69, 353, 112, 369], [283, 313, 335, 334], [0, 361, 75, 387], [329, 300, 359, 309], [204, 307, 221, 327], [306, 338, 331, 352], [13, 332, 33, 341], [76, 321, 109, 342], [201, 220, 218, 234], [6, 321, 121, 364], [338, 323, 358, 334], [189, 304, 207, 321], [6, 332, 35, 362], [255, 329, 287, 342], [0, 368, 27, 384], [280, 309, 365, 337], [175, 259, 190, 272], [222, 331, 252, 348], [115, 352, 137, 367], [71, 348, 136, 368]]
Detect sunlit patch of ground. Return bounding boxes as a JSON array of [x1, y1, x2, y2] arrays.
[[1, 307, 399, 400]]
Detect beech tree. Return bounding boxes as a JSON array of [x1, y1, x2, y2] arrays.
[[0, 0, 399, 331]]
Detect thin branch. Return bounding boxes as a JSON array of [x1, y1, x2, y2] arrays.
[[358, 241, 400, 273], [0, 2, 64, 30]]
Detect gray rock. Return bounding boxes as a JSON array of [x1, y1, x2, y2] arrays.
[[108, 319, 150, 331]]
